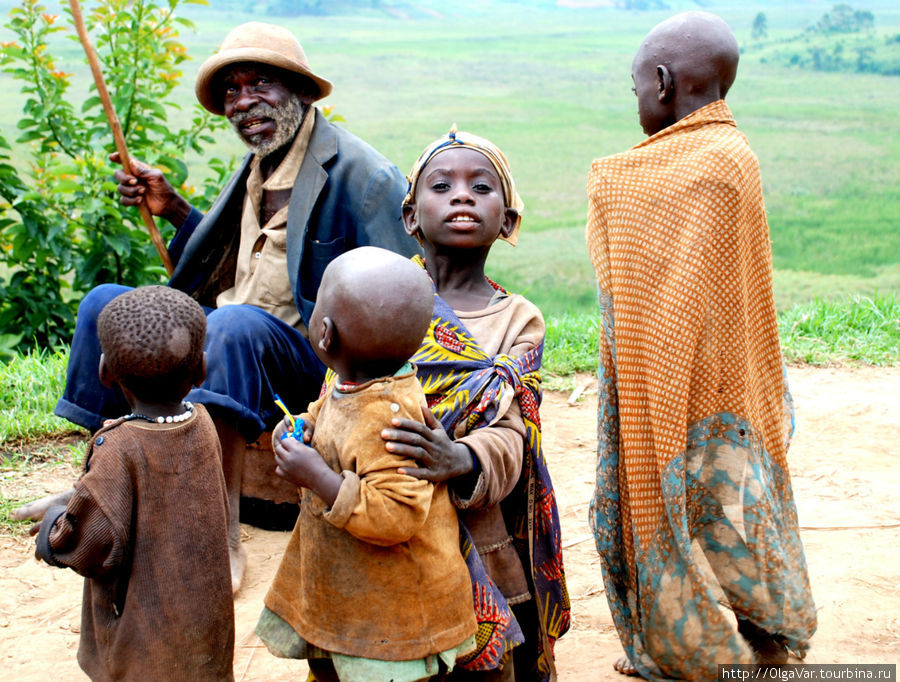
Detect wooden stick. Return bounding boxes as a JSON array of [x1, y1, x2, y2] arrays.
[[68, 0, 174, 275]]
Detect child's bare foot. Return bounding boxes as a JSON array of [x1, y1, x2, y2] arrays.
[[229, 539, 246, 595], [614, 654, 641, 677], [737, 617, 789, 665]]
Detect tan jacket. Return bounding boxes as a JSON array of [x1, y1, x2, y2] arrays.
[[264, 368, 476, 660]]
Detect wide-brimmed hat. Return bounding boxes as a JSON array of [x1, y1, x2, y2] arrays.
[[195, 22, 333, 114]]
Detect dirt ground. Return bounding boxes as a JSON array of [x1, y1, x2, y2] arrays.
[[1, 366, 898, 679]]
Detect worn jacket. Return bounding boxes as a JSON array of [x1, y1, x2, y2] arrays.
[[264, 369, 477, 660], [168, 109, 419, 325]]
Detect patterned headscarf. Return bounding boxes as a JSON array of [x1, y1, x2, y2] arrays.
[[403, 125, 524, 246]]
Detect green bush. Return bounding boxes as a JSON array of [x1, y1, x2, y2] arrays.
[[0, 0, 229, 356]]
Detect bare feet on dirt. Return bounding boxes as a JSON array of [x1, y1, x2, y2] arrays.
[[613, 654, 640, 676], [230, 537, 247, 595]]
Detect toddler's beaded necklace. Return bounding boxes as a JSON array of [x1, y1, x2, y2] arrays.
[[126, 401, 194, 425]]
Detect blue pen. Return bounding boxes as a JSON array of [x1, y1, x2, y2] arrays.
[[274, 394, 304, 440]]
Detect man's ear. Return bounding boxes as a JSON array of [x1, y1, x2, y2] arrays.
[[500, 208, 519, 239], [318, 316, 336, 354], [98, 354, 116, 389], [657, 64, 674, 102]]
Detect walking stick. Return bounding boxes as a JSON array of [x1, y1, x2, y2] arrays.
[[68, 0, 174, 275]]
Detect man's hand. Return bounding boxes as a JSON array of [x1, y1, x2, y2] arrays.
[[110, 152, 191, 227], [273, 437, 341, 506], [381, 407, 474, 482]]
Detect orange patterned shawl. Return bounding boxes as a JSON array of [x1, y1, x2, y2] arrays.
[[586, 100, 816, 679]]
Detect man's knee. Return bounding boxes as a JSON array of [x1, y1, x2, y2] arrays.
[[77, 284, 133, 321], [205, 305, 271, 348]]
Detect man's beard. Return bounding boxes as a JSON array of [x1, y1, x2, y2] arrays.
[[228, 94, 306, 158]]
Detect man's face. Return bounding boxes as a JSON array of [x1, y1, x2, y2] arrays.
[[222, 64, 308, 157]]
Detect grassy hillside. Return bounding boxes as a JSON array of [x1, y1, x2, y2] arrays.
[[1, 0, 897, 316]]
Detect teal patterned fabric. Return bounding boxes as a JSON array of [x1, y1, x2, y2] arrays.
[[590, 297, 817, 680]]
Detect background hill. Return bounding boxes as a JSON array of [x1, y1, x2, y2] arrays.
[[1, 0, 897, 316]]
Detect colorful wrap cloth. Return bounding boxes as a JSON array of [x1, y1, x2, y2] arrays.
[[585, 100, 816, 679], [411, 257, 571, 679]]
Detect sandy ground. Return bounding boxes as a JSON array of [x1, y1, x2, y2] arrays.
[[0, 366, 898, 679]]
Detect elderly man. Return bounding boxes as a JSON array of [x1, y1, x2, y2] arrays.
[[36, 22, 418, 591]]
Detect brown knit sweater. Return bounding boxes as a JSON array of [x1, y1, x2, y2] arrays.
[[37, 404, 234, 681]]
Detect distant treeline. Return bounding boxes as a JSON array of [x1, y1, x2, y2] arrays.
[[750, 4, 899, 76], [207, 0, 670, 17]]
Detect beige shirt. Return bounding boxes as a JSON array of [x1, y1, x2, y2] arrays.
[[453, 293, 545, 605], [215, 109, 316, 330]]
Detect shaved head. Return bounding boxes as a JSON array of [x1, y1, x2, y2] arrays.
[[631, 11, 740, 135], [312, 247, 433, 377]]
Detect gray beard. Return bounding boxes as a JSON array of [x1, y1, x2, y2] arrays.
[[228, 94, 306, 158]]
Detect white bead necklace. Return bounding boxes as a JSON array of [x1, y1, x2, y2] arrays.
[[127, 401, 194, 425]]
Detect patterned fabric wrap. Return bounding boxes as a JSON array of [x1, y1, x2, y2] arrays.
[[586, 100, 816, 679], [411, 261, 571, 679], [456, 522, 525, 671]]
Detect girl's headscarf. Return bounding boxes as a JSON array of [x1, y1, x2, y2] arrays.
[[402, 125, 524, 246]]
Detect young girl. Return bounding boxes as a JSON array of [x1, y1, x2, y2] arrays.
[[382, 129, 571, 681], [34, 286, 234, 681]]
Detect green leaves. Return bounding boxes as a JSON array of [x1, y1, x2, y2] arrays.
[[0, 0, 230, 353]]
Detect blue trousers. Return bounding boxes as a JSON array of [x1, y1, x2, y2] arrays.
[[55, 284, 326, 442]]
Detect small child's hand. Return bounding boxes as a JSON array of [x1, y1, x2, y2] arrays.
[[273, 437, 341, 506], [272, 414, 292, 443], [273, 414, 311, 445]]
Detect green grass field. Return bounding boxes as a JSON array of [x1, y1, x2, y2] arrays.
[[2, 0, 897, 316], [0, 2, 897, 514]]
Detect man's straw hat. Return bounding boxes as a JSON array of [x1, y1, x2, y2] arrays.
[[195, 22, 333, 115]]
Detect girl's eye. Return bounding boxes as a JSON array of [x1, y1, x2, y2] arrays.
[[430, 181, 450, 192], [474, 183, 493, 192]]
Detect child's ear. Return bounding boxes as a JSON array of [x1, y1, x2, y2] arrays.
[[318, 316, 336, 354], [401, 204, 424, 243], [500, 207, 519, 239], [98, 354, 116, 389], [657, 64, 674, 102], [193, 352, 208, 387]]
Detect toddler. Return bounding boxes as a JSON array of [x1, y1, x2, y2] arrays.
[[257, 246, 477, 682]]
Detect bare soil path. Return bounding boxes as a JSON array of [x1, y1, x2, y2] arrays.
[[1, 366, 898, 679]]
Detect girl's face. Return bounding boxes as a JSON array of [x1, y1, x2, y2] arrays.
[[404, 147, 515, 251]]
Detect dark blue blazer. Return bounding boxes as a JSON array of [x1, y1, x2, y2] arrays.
[[168, 109, 419, 325]]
